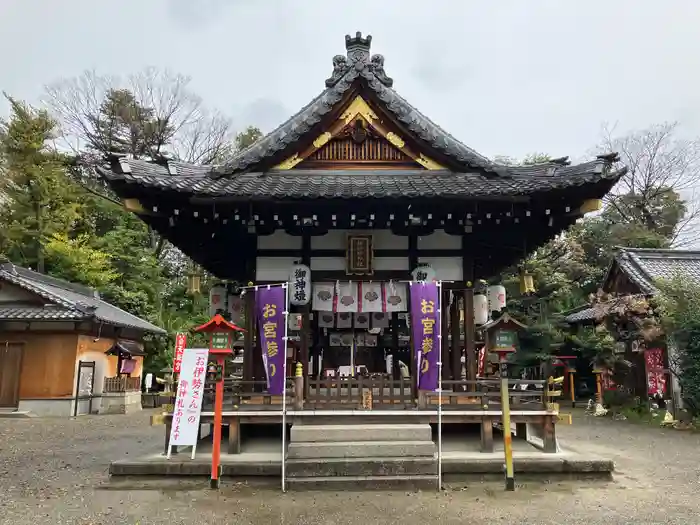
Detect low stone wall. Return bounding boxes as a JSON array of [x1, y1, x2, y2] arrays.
[[100, 391, 142, 415]]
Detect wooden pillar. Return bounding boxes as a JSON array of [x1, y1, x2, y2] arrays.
[[440, 287, 452, 381], [480, 416, 494, 452], [543, 415, 557, 453], [300, 233, 311, 397], [243, 291, 255, 391], [450, 290, 461, 388], [227, 417, 241, 454], [300, 304, 311, 397], [408, 234, 418, 399], [390, 313, 399, 378], [463, 288, 477, 386], [461, 247, 477, 389]]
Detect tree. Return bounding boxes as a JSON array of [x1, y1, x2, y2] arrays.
[[45, 68, 236, 165], [599, 122, 700, 246], [0, 94, 79, 273], [234, 125, 263, 152], [657, 278, 700, 416]]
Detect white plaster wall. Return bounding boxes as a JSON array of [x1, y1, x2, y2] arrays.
[[374, 257, 409, 271], [77, 351, 110, 395], [310, 257, 346, 271], [417, 230, 461, 250], [311, 230, 407, 250], [257, 231, 302, 250], [418, 257, 463, 281], [256, 257, 297, 281]]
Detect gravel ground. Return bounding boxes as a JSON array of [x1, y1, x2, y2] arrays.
[[1, 409, 699, 525]]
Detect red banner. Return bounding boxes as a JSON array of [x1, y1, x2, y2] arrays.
[[644, 348, 666, 396], [173, 332, 187, 374]]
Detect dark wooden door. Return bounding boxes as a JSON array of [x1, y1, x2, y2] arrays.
[[0, 342, 23, 408]]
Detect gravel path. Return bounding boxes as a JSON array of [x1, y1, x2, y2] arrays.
[[1, 409, 699, 524]]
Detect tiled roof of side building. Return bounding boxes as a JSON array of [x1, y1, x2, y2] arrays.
[[0, 263, 166, 334], [614, 247, 700, 294], [565, 248, 700, 323]]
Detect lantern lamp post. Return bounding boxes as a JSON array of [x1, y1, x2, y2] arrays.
[[193, 314, 245, 489]]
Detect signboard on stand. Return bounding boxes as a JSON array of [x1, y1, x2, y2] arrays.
[[168, 348, 209, 456]]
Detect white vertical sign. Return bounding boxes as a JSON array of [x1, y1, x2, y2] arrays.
[[168, 348, 209, 453]]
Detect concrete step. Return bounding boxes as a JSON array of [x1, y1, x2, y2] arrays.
[[290, 423, 432, 443], [287, 440, 436, 459], [286, 474, 439, 491], [286, 456, 437, 477]]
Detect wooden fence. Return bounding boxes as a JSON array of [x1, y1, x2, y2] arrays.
[[103, 376, 141, 393]]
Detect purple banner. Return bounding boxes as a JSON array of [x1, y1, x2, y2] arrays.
[[256, 286, 286, 395], [410, 282, 440, 391]]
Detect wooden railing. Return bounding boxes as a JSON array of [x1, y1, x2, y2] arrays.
[[185, 376, 554, 412], [423, 379, 548, 410], [103, 376, 141, 393], [201, 378, 295, 411], [307, 376, 413, 409]]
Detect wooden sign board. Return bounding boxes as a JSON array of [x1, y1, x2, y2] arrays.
[[346, 234, 373, 275]]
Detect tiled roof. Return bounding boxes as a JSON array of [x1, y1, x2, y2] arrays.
[[0, 263, 165, 334], [614, 248, 700, 294], [0, 305, 86, 321], [565, 248, 700, 323], [97, 160, 622, 201], [216, 32, 495, 175]]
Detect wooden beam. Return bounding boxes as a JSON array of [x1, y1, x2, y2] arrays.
[[450, 291, 462, 389]]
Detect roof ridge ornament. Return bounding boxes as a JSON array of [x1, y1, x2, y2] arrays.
[[325, 32, 393, 88]]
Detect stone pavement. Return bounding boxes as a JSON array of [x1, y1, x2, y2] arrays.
[[1, 409, 699, 524]]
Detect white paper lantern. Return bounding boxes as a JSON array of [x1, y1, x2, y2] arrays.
[[411, 264, 436, 282], [473, 294, 489, 325], [209, 285, 227, 316], [487, 285, 506, 312], [227, 294, 243, 325], [289, 263, 311, 306]]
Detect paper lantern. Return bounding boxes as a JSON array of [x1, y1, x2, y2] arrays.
[[473, 294, 489, 325], [411, 264, 437, 282], [227, 294, 243, 325], [289, 263, 311, 306], [209, 285, 227, 316], [487, 285, 506, 312]]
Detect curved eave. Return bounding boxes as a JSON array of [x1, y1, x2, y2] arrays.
[[98, 162, 624, 204]]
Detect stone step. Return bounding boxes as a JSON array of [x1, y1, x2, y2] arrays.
[[286, 440, 436, 459], [290, 423, 432, 443], [0, 410, 34, 418], [286, 474, 439, 491], [286, 456, 437, 477]]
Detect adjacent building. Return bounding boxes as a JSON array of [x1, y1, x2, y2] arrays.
[[0, 262, 165, 416]]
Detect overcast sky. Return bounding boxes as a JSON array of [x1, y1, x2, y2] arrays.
[[2, 0, 699, 161]]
